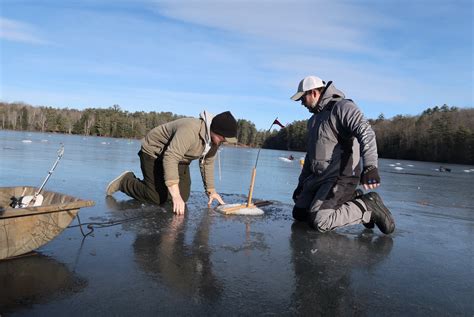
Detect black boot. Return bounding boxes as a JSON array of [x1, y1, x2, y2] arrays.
[[351, 189, 374, 229], [351, 188, 364, 200], [362, 220, 375, 229], [359, 192, 395, 234], [292, 206, 308, 222]]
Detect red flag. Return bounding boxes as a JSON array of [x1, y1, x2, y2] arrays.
[[273, 118, 285, 128]]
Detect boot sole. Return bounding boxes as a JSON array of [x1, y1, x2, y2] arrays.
[[106, 171, 133, 196]]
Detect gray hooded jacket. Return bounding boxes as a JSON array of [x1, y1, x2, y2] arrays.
[[298, 83, 378, 187]]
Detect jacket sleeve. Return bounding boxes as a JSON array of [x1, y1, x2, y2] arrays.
[[337, 101, 378, 168], [162, 126, 196, 187], [298, 153, 312, 185], [199, 144, 217, 192], [297, 117, 314, 185]]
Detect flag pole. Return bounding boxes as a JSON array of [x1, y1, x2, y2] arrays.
[[246, 117, 279, 207], [254, 117, 278, 168]]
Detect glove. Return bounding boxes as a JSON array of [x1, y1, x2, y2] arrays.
[[292, 184, 303, 202], [360, 165, 381, 189]]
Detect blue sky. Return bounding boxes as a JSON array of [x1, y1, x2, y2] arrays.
[[1, 0, 472, 129]]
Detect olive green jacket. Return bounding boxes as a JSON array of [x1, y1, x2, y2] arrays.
[[141, 114, 218, 192]]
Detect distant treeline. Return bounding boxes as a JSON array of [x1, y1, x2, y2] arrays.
[[1, 102, 472, 164], [0, 102, 270, 147], [374, 106, 473, 164]]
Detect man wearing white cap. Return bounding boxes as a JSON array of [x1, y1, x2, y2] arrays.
[[290, 76, 395, 234]]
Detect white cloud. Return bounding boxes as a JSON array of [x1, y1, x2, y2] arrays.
[[0, 17, 48, 44], [152, 0, 394, 55]]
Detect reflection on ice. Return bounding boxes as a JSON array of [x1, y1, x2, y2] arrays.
[[0, 254, 87, 313]]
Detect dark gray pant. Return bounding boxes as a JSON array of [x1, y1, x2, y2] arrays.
[[120, 151, 191, 205]]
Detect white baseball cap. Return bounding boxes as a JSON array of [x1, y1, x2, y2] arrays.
[[290, 76, 326, 101]]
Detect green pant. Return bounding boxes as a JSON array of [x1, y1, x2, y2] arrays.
[[120, 150, 191, 205]]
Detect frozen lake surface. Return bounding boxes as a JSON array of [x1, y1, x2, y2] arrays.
[[1, 130, 473, 316]]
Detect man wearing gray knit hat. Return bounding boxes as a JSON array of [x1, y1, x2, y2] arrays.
[[291, 75, 395, 234], [106, 110, 238, 215]]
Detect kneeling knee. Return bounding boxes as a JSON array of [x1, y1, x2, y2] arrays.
[[311, 213, 331, 232]]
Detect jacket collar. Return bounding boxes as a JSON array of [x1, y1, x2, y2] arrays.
[[311, 81, 345, 113]]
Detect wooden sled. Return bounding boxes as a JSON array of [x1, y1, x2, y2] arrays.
[[0, 186, 94, 260]]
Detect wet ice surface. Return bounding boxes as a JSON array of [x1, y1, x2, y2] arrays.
[[1, 130, 473, 316]]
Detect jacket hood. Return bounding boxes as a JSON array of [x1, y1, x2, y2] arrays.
[[199, 110, 214, 157], [313, 82, 345, 113]]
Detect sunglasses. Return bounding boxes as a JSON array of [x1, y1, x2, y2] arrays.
[[298, 90, 310, 101]]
